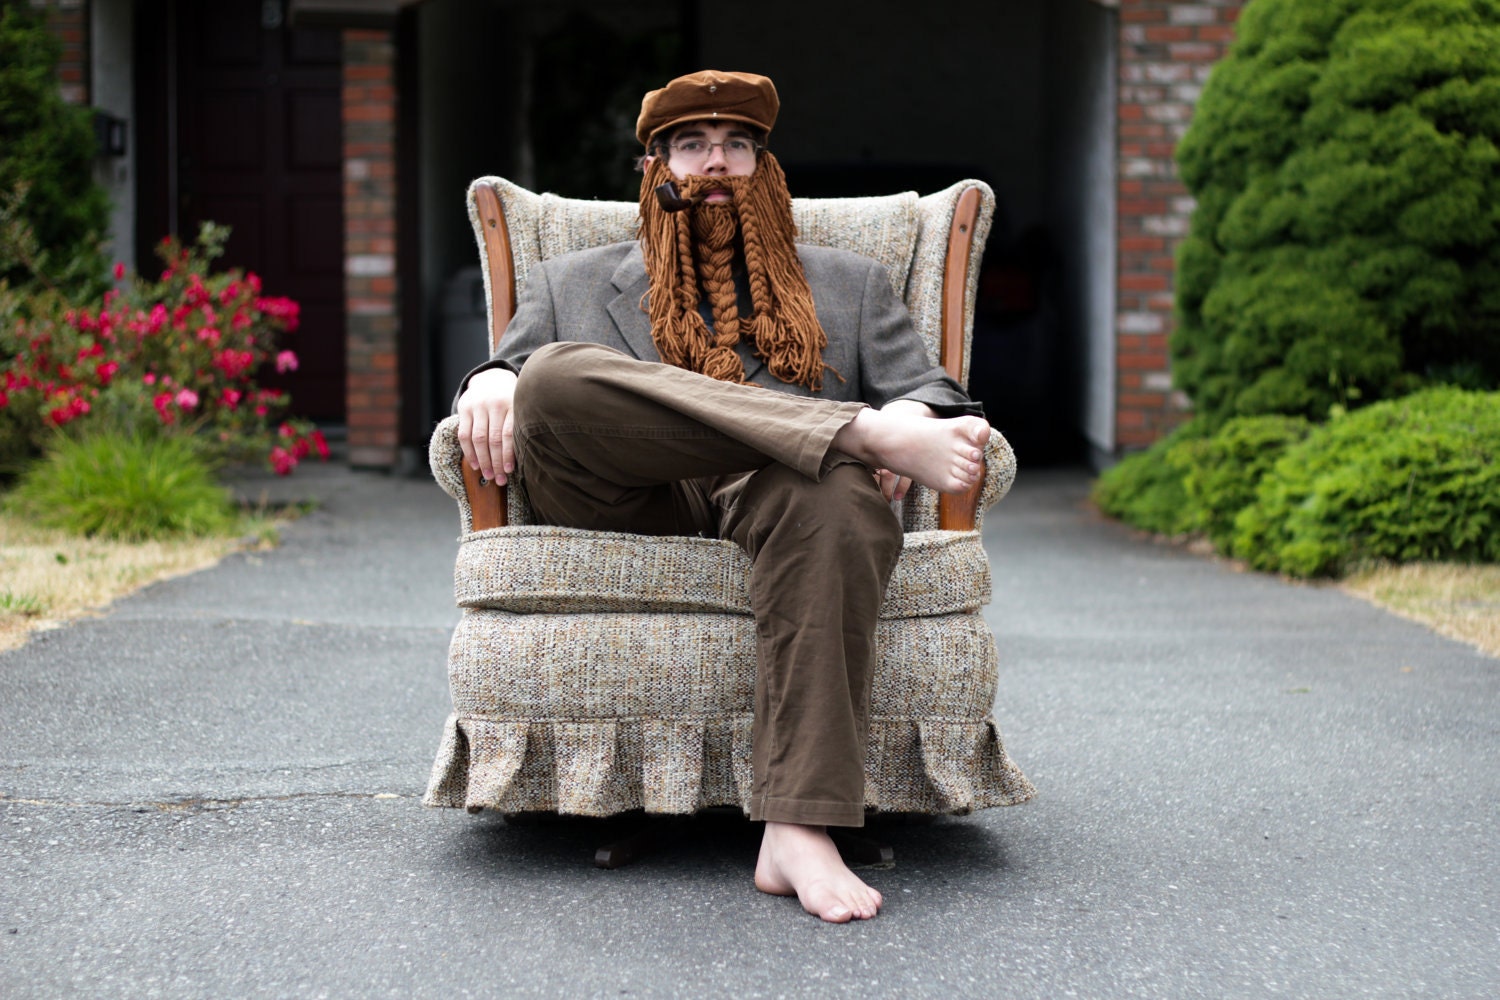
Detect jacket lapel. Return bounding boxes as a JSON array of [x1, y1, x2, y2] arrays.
[[603, 243, 768, 383], [606, 248, 659, 363]]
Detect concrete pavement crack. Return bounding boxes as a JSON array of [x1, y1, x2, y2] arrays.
[[0, 791, 409, 812]]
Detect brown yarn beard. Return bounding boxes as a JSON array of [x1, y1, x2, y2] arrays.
[[638, 153, 830, 390]]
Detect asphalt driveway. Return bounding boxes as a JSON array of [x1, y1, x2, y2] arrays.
[[2, 462, 1495, 998]]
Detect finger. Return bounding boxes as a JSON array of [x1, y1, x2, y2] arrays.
[[892, 476, 912, 502], [500, 408, 516, 481], [485, 409, 507, 484], [470, 409, 493, 480], [457, 406, 478, 471], [876, 469, 898, 502]]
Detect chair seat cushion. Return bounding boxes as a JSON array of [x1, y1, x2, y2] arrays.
[[454, 526, 992, 618]]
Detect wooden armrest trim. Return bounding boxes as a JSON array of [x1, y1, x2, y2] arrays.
[[461, 460, 507, 530], [473, 182, 516, 353], [939, 185, 982, 385], [937, 185, 983, 532]]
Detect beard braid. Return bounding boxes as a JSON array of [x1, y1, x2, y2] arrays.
[[638, 153, 831, 390]]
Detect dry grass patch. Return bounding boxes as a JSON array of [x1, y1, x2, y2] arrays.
[[1342, 563, 1500, 659], [0, 512, 278, 652]]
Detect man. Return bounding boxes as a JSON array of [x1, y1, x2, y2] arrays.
[[455, 70, 990, 923]]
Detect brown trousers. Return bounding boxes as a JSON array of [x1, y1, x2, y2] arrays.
[[511, 342, 904, 827]]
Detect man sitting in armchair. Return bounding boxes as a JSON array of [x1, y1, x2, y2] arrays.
[[454, 69, 991, 923]]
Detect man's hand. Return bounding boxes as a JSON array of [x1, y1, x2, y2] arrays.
[[873, 398, 937, 502], [456, 367, 519, 485]]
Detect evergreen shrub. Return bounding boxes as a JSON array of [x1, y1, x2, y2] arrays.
[[1173, 0, 1500, 426], [1091, 423, 1204, 537], [0, 3, 110, 293], [1173, 414, 1313, 551], [1232, 388, 1500, 577]]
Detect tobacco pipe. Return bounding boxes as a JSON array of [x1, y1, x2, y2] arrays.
[[654, 181, 702, 213]]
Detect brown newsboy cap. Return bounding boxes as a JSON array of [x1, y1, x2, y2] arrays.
[[636, 70, 779, 147]]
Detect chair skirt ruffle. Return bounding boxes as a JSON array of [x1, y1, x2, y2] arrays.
[[424, 608, 1035, 816]]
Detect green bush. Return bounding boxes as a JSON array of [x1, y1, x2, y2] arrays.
[[1091, 423, 1204, 536], [1173, 414, 1313, 551], [5, 432, 238, 541], [1233, 387, 1500, 576], [1173, 0, 1500, 426], [0, 3, 110, 294]]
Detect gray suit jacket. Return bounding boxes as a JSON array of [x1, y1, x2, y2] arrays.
[[462, 241, 979, 416]]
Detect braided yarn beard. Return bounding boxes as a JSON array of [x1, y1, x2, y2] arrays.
[[638, 153, 830, 390]]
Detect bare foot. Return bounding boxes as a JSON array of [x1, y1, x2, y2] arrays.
[[754, 822, 883, 922], [832, 409, 990, 495]]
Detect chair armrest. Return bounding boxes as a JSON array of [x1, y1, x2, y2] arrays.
[[429, 415, 510, 534], [973, 428, 1017, 530], [431, 413, 1015, 536], [907, 425, 1015, 533]]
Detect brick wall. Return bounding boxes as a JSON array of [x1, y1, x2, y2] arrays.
[[342, 29, 399, 468], [1115, 0, 1243, 449], [30, 0, 88, 104]]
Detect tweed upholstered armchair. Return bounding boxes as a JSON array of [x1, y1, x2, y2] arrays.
[[424, 176, 1034, 820]]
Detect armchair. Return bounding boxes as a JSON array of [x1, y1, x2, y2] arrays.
[[424, 177, 1034, 819]]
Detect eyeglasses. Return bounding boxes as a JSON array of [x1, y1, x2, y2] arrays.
[[665, 137, 763, 166]]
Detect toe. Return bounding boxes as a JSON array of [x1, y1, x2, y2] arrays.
[[822, 904, 852, 923]]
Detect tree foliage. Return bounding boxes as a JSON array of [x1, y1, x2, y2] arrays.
[[1173, 0, 1500, 426]]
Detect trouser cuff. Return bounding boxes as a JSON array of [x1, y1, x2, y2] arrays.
[[750, 795, 867, 828]]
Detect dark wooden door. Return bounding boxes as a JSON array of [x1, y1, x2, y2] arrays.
[[175, 0, 345, 421]]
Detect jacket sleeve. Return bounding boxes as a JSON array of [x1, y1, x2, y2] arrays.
[[451, 262, 561, 411], [855, 257, 984, 418]]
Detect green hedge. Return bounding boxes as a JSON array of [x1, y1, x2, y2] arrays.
[[1093, 390, 1499, 577], [1091, 424, 1204, 537], [1233, 387, 1500, 576], [1173, 0, 1500, 426], [1173, 415, 1314, 551]]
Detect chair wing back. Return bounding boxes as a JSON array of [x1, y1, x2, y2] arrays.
[[465, 176, 994, 385]]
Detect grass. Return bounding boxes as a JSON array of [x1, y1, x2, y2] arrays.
[[1342, 563, 1500, 659], [0, 508, 284, 653], [6, 433, 238, 540]]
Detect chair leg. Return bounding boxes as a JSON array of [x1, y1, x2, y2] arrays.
[[594, 817, 683, 869], [829, 828, 895, 867]]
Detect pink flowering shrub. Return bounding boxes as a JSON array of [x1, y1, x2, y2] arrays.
[[0, 223, 328, 476]]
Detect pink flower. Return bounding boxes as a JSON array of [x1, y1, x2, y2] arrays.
[[269, 446, 297, 476], [142, 372, 157, 386], [113, 262, 126, 281], [311, 429, 330, 460], [275, 350, 299, 374], [175, 388, 199, 410], [221, 388, 243, 409], [95, 361, 119, 386], [152, 392, 176, 425], [256, 296, 301, 331], [212, 348, 255, 380]]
